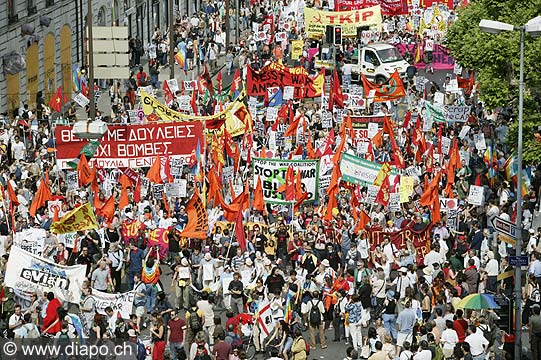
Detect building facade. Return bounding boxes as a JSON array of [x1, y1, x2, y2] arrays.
[[0, 0, 187, 118]]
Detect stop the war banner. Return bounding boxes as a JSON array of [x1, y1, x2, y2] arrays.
[[334, 0, 408, 16], [252, 158, 320, 205], [367, 225, 432, 265], [55, 122, 203, 169], [246, 63, 324, 98], [304, 6, 383, 38], [5, 246, 86, 303], [92, 289, 135, 319]]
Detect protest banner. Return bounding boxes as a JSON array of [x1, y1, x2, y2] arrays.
[[252, 158, 320, 204], [467, 185, 484, 206], [367, 225, 432, 265], [425, 101, 445, 123], [178, 189, 208, 239], [399, 176, 414, 203], [395, 43, 455, 70], [92, 289, 135, 319], [67, 172, 79, 192], [13, 228, 46, 256], [246, 63, 324, 99], [73, 93, 90, 108], [50, 203, 99, 234], [147, 228, 169, 258], [57, 232, 78, 249], [121, 220, 144, 245], [334, 0, 408, 15], [304, 6, 383, 37], [4, 246, 87, 303], [55, 122, 204, 169], [340, 153, 397, 186], [290, 40, 304, 59], [442, 105, 469, 122], [350, 114, 386, 144], [439, 198, 458, 212], [141, 90, 251, 137]]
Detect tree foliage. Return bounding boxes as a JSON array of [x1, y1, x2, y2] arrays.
[[446, 0, 541, 110], [446, 0, 541, 164]]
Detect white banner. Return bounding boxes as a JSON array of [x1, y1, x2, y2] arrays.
[[467, 185, 484, 206], [92, 289, 135, 319], [13, 228, 46, 257], [442, 105, 469, 122], [252, 158, 320, 204], [5, 247, 87, 303]]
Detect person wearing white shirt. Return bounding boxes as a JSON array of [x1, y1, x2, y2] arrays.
[[440, 320, 459, 358], [463, 250, 480, 270], [465, 325, 489, 359], [424, 243, 444, 268], [413, 340, 432, 360], [485, 251, 499, 293], [9, 305, 26, 338], [392, 268, 412, 300]]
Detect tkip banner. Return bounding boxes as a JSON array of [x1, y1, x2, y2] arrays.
[[252, 158, 319, 205], [140, 90, 252, 137], [246, 63, 324, 98], [55, 122, 204, 169], [304, 6, 383, 38], [5, 246, 87, 303], [92, 289, 135, 319]]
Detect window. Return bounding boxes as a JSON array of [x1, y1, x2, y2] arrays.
[[27, 0, 37, 15], [364, 50, 379, 66], [7, 0, 15, 18]]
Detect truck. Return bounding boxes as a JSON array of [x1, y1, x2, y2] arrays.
[[314, 43, 410, 84]]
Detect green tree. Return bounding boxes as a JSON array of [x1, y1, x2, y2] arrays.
[[446, 0, 541, 163]]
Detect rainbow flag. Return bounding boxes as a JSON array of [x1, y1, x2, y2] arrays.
[[175, 42, 188, 71], [283, 289, 296, 323], [504, 154, 518, 180], [72, 64, 81, 92], [504, 154, 530, 195]]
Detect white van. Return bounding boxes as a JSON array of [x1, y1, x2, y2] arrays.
[[315, 43, 409, 84]]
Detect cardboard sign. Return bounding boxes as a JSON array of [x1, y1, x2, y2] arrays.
[[474, 133, 486, 151], [283, 86, 294, 101], [67, 172, 79, 192], [152, 184, 164, 200], [443, 105, 469, 122], [467, 185, 484, 206]]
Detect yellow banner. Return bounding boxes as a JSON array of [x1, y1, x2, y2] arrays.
[[6, 73, 20, 116], [50, 203, 98, 234], [399, 176, 414, 203], [43, 33, 56, 104], [304, 5, 382, 38], [140, 90, 251, 137], [60, 25, 72, 100], [291, 40, 304, 59], [26, 43, 39, 109]]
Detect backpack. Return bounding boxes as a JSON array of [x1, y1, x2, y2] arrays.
[[189, 310, 202, 332], [309, 300, 322, 326], [136, 339, 146, 360]]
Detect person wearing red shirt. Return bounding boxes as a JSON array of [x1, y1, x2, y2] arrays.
[[168, 310, 186, 360], [453, 309, 469, 342], [42, 292, 62, 335], [225, 311, 239, 335]]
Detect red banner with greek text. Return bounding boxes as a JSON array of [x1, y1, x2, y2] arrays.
[[54, 122, 204, 169], [367, 225, 432, 265]]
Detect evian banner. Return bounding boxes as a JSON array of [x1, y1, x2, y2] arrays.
[[54, 122, 204, 169], [4, 246, 87, 303]]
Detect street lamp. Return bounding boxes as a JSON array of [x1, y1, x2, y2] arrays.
[[479, 17, 541, 360]]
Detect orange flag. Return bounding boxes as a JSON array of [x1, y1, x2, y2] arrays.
[[179, 188, 208, 239], [324, 186, 338, 221], [162, 193, 171, 218], [375, 174, 391, 206], [260, 147, 267, 158], [327, 166, 341, 195], [91, 177, 102, 210], [284, 114, 303, 137], [371, 129, 383, 148], [29, 172, 51, 217], [332, 122, 347, 166], [294, 171, 309, 212], [119, 187, 130, 210], [6, 181, 19, 207], [420, 172, 441, 207], [207, 168, 222, 206], [77, 154, 95, 186], [147, 155, 163, 184], [355, 209, 371, 233], [306, 131, 316, 159], [276, 166, 295, 201], [253, 177, 265, 212], [99, 194, 115, 221]]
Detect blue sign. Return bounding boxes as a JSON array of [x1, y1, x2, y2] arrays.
[[509, 256, 529, 267]]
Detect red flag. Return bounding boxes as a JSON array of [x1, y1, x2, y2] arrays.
[[49, 86, 64, 113], [7, 181, 19, 207], [403, 110, 412, 128], [216, 71, 223, 93], [332, 122, 347, 166], [77, 154, 95, 186], [420, 172, 441, 207], [191, 88, 198, 115], [316, 129, 335, 158], [133, 178, 142, 203], [375, 174, 391, 206], [437, 123, 443, 155], [355, 209, 371, 233], [390, 136, 405, 169], [163, 80, 174, 104], [328, 68, 345, 110], [324, 185, 338, 221], [235, 208, 246, 251], [99, 194, 115, 221], [230, 69, 241, 95]]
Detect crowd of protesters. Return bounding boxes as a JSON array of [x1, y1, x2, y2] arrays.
[[1, 1, 541, 360]]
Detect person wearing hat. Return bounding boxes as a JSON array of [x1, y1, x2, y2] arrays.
[[391, 267, 411, 304], [200, 252, 216, 289], [172, 257, 191, 310], [301, 245, 318, 275]]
